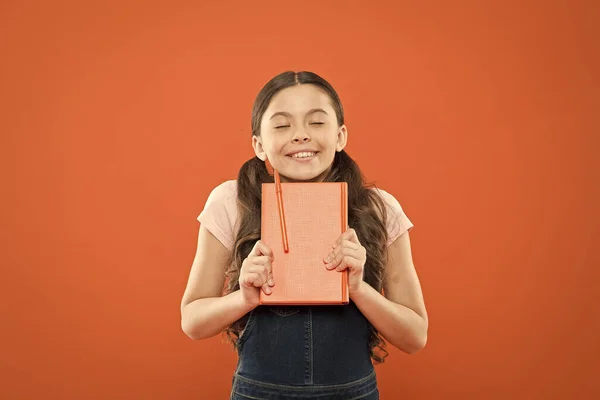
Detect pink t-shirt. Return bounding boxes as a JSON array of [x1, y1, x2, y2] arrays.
[[197, 180, 413, 251]]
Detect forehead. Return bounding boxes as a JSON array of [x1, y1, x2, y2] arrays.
[[265, 84, 334, 117]]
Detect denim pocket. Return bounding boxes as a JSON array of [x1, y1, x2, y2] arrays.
[[268, 306, 300, 317]]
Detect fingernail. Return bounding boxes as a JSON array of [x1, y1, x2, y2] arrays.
[[324, 255, 331, 263], [269, 278, 274, 286], [266, 287, 272, 294]]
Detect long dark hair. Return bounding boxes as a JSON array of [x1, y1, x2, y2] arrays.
[[224, 71, 391, 363]]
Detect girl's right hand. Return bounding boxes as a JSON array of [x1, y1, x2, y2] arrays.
[[239, 240, 275, 308]]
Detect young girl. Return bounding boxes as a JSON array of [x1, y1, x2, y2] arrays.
[[181, 71, 428, 399]]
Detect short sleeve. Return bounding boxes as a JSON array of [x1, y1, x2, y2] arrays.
[[197, 180, 238, 251], [373, 188, 414, 246]]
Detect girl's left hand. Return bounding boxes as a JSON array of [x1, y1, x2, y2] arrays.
[[323, 228, 367, 294]]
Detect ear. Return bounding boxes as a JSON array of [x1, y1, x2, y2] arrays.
[[252, 135, 267, 161], [335, 124, 348, 152]]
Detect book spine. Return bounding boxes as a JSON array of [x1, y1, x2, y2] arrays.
[[341, 182, 349, 304]]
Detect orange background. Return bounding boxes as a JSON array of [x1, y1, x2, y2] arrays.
[[2, 1, 598, 399]]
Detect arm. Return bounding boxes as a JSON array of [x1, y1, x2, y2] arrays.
[[350, 231, 428, 354], [180, 225, 254, 340]]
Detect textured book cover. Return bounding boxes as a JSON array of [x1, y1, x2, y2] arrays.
[[259, 181, 349, 305]]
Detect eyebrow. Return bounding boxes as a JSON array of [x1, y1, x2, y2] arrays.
[[269, 108, 328, 120]]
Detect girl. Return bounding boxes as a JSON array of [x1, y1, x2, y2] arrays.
[[181, 71, 428, 399]]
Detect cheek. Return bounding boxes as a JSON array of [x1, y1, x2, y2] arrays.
[[323, 135, 340, 150], [267, 137, 288, 153], [262, 141, 285, 158]]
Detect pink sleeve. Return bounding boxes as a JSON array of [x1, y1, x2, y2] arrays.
[[374, 188, 414, 246], [197, 180, 238, 251]]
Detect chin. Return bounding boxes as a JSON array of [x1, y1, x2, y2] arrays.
[[281, 168, 329, 183]]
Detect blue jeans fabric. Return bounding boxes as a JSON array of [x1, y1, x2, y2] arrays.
[[230, 302, 379, 399]]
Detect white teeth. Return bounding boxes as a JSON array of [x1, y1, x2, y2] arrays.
[[291, 152, 316, 158]]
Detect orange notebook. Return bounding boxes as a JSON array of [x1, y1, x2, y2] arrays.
[[259, 171, 349, 305]]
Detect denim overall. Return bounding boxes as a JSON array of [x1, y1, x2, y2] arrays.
[[230, 301, 379, 399]]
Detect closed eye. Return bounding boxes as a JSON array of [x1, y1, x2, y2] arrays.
[[275, 125, 290, 129], [310, 122, 324, 125]]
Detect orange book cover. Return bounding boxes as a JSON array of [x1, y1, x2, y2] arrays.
[[259, 181, 349, 305]]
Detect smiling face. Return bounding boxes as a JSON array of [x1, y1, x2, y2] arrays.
[[252, 84, 348, 182]]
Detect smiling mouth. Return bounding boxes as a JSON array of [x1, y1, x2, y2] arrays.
[[289, 151, 318, 159]]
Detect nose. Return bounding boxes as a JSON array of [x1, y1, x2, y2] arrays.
[[291, 128, 311, 143]]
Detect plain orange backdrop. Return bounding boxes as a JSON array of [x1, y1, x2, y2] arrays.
[[1, 0, 598, 399]]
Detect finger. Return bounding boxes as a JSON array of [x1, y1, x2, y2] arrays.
[[245, 265, 269, 286], [331, 232, 346, 248], [248, 242, 274, 288], [261, 282, 272, 295], [335, 251, 365, 271], [323, 240, 359, 267], [327, 247, 365, 271], [335, 252, 363, 271], [324, 243, 344, 268], [324, 246, 345, 269], [339, 239, 360, 251], [250, 255, 272, 266], [252, 240, 274, 260], [241, 272, 262, 288], [246, 266, 272, 294], [331, 228, 359, 248], [267, 262, 274, 286], [250, 255, 275, 286], [323, 245, 336, 265], [344, 228, 360, 244], [249, 241, 262, 257]]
